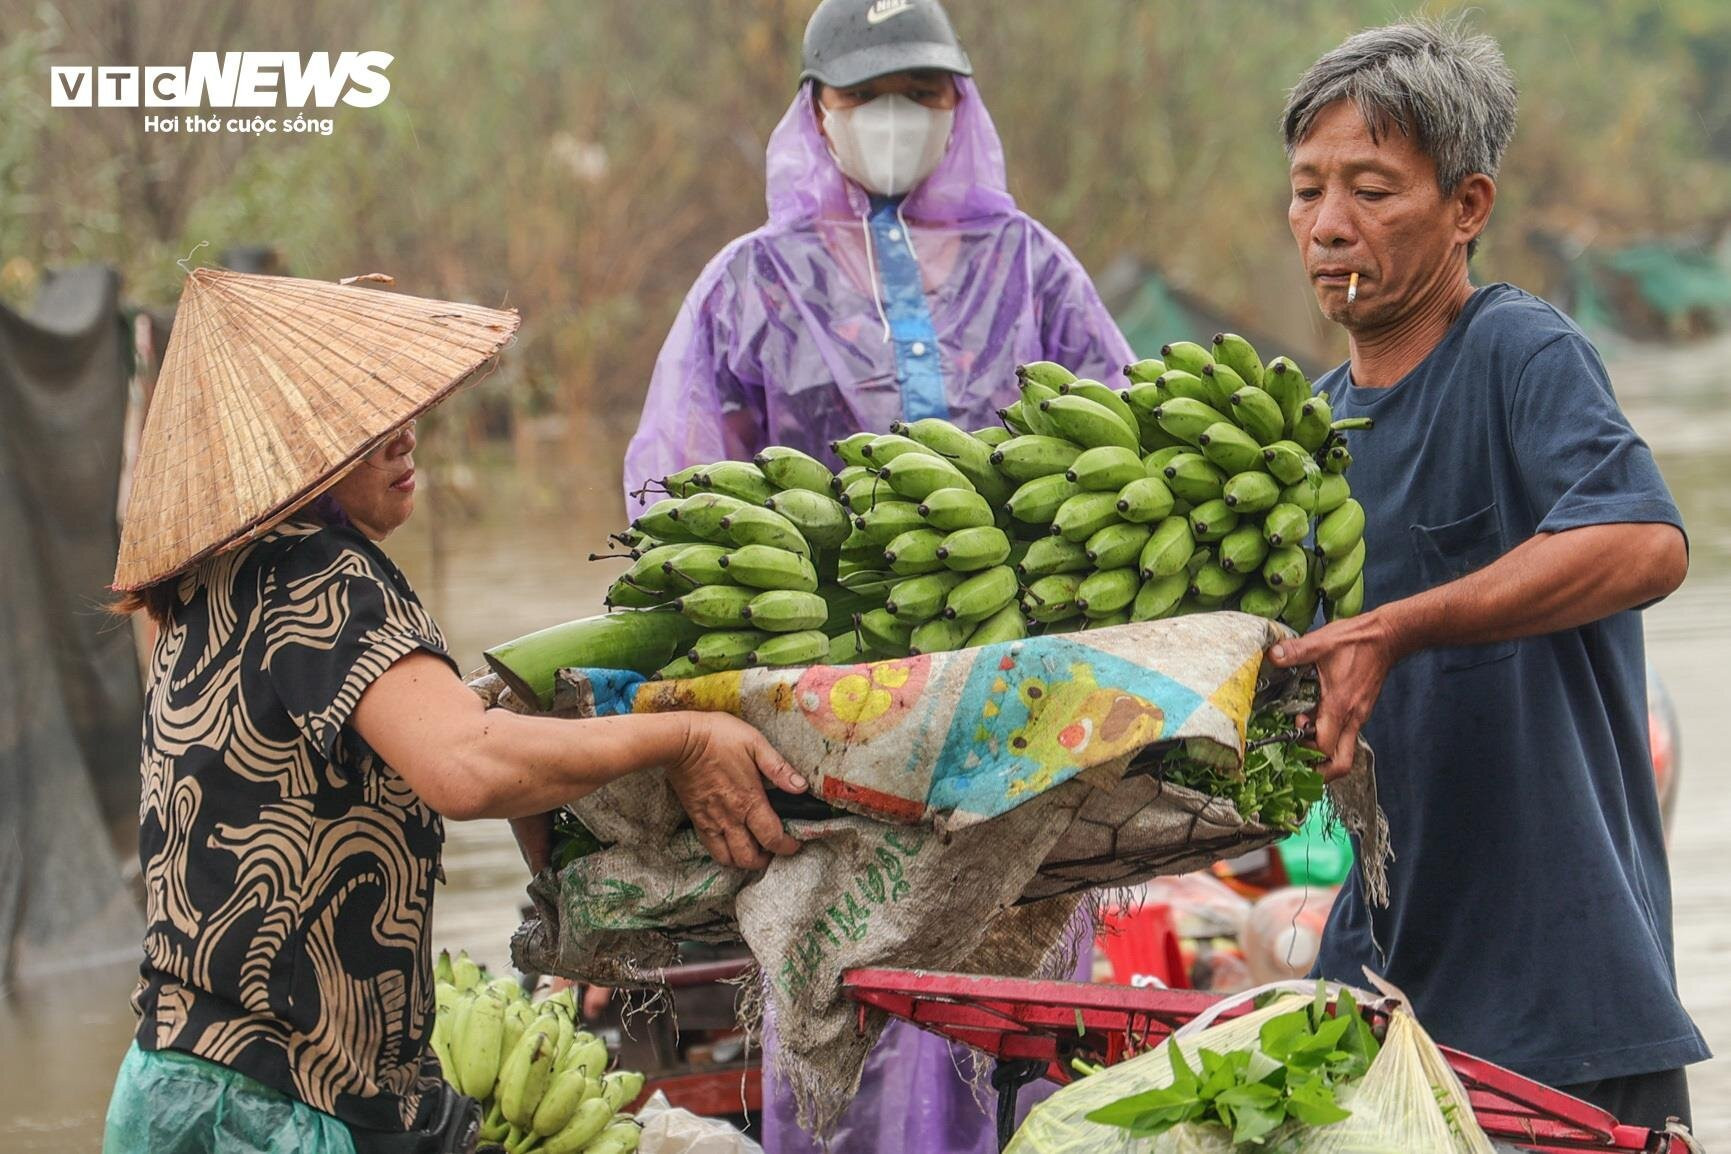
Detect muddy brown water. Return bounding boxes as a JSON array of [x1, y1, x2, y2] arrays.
[[3, 339, 1729, 1150]]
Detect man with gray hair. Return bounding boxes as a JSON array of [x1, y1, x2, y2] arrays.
[[1267, 19, 1704, 1127]]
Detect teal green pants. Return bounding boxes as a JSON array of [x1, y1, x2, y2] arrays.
[[104, 1042, 357, 1154]]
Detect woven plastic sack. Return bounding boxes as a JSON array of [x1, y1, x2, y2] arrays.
[[1005, 987, 1494, 1154]]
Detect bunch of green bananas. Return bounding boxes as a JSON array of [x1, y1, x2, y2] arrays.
[[432, 950, 645, 1154], [484, 335, 1369, 697]]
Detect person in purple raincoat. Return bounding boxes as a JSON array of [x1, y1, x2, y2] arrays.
[[622, 0, 1133, 511], [621, 2, 1130, 1150]]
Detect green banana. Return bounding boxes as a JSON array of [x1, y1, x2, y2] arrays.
[[585, 1122, 643, 1154], [1066, 445, 1146, 491], [1262, 544, 1310, 590], [500, 1033, 555, 1130], [719, 544, 819, 591], [826, 629, 862, 664], [1153, 370, 1216, 407], [1198, 421, 1266, 476], [1131, 571, 1189, 621], [944, 565, 1018, 622], [857, 499, 926, 545], [1188, 498, 1239, 542], [632, 498, 697, 543], [1218, 523, 1271, 574], [1314, 471, 1352, 515], [990, 435, 1083, 482], [617, 543, 692, 592], [879, 450, 974, 501], [1052, 490, 1124, 542], [1022, 573, 1085, 622], [456, 992, 506, 1100], [1291, 395, 1334, 452], [1084, 610, 1133, 629], [741, 589, 828, 632], [765, 488, 853, 547], [1017, 380, 1065, 437], [1330, 572, 1365, 620], [997, 399, 1034, 436], [1315, 498, 1365, 559], [1222, 470, 1282, 514], [434, 950, 456, 987], [719, 504, 811, 556], [530, 1068, 589, 1138], [1228, 386, 1286, 445], [833, 463, 871, 491], [688, 629, 772, 671], [1122, 380, 1167, 418], [1160, 340, 1214, 377], [673, 583, 754, 628], [886, 570, 967, 623], [857, 608, 914, 654], [1039, 394, 1140, 452], [1161, 453, 1227, 503], [1323, 443, 1353, 474], [604, 577, 676, 609], [696, 461, 777, 505], [1085, 521, 1153, 569], [1123, 357, 1167, 384], [661, 543, 732, 590], [1154, 396, 1234, 446], [754, 446, 834, 494], [1237, 582, 1290, 620], [1260, 440, 1314, 486], [653, 654, 702, 679], [1264, 356, 1311, 426], [1144, 445, 1191, 475], [883, 527, 948, 575], [537, 1098, 614, 1154], [1139, 515, 1195, 579], [894, 417, 1011, 502], [1006, 473, 1083, 524], [600, 1070, 647, 1114], [1211, 332, 1265, 388], [1190, 561, 1247, 600], [658, 464, 707, 499], [1116, 475, 1176, 523], [1017, 360, 1078, 390], [1332, 416, 1374, 432], [971, 425, 1013, 447], [838, 473, 886, 512], [1279, 475, 1321, 514], [918, 487, 994, 531], [1077, 567, 1141, 617], [1037, 616, 1086, 635], [748, 629, 830, 667], [484, 611, 703, 706], [831, 432, 876, 468], [909, 614, 972, 655], [1282, 557, 1322, 631], [936, 526, 1011, 572], [860, 432, 935, 465], [1061, 380, 1141, 438], [966, 602, 1029, 646], [1016, 534, 1092, 579], [1262, 503, 1311, 548], [1321, 536, 1366, 600]]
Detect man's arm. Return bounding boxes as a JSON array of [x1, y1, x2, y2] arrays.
[[1268, 520, 1687, 779]]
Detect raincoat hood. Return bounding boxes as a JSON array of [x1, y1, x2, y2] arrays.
[[766, 77, 1017, 226]]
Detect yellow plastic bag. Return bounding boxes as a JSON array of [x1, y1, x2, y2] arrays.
[[1006, 986, 1494, 1154]]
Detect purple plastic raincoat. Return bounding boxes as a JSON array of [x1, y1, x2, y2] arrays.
[[622, 77, 1134, 509], [624, 78, 1125, 1153]]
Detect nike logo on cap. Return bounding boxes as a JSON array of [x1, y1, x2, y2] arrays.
[[866, 0, 915, 25]]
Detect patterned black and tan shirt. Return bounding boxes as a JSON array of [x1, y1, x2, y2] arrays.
[[132, 519, 455, 1132]]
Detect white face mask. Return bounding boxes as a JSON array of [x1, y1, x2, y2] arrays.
[[822, 93, 954, 197]]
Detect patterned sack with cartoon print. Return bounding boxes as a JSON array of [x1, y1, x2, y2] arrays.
[[487, 614, 1386, 1138]]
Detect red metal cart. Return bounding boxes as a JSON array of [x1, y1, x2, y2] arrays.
[[842, 968, 1684, 1153]]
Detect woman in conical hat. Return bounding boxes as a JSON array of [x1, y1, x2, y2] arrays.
[[104, 268, 807, 1154]]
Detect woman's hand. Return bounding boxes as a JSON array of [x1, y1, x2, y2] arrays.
[[667, 713, 808, 870]]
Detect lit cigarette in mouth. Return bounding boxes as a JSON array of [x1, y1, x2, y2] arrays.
[[1347, 273, 1359, 303]]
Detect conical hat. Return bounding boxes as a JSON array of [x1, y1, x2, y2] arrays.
[[114, 268, 520, 590]]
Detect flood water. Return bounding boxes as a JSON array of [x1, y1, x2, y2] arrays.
[[3, 337, 1728, 1150]]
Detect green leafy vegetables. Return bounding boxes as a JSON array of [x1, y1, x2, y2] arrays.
[[1157, 710, 1327, 830]]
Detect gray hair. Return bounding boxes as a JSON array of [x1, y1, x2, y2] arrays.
[[1283, 17, 1518, 195]]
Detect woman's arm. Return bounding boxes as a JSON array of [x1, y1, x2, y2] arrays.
[[350, 651, 806, 869]]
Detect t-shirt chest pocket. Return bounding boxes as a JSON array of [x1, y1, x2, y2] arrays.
[[1409, 502, 1518, 672]]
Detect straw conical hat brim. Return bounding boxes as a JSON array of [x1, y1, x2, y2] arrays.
[[114, 268, 520, 591]]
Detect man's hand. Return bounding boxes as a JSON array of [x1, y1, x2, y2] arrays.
[[1267, 610, 1402, 781], [666, 713, 808, 870], [511, 812, 555, 874]]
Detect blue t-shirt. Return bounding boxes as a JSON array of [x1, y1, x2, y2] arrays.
[[1313, 283, 1708, 1087]]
